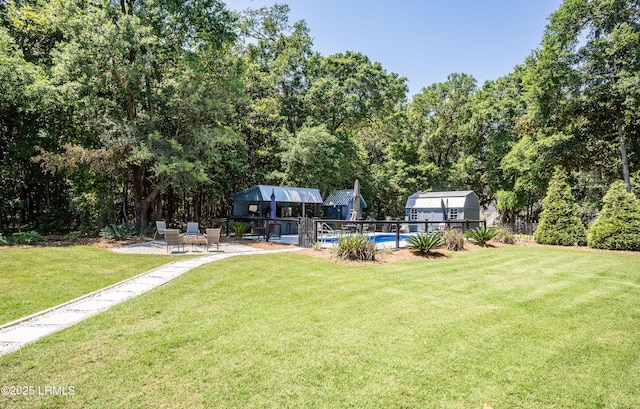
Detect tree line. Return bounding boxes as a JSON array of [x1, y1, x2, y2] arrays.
[[1, 0, 639, 234]]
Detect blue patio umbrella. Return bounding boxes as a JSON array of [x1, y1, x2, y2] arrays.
[[270, 189, 276, 219], [441, 198, 448, 221]]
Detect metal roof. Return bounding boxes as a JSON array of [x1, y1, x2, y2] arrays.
[[230, 185, 323, 204], [405, 190, 479, 209], [322, 189, 367, 208]]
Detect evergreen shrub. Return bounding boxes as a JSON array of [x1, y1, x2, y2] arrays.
[[587, 181, 640, 251], [534, 168, 587, 246], [99, 223, 137, 240]]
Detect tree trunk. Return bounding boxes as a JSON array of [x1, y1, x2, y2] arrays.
[[130, 164, 161, 234], [617, 121, 631, 193]]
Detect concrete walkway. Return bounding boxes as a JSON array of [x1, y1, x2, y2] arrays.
[[0, 245, 301, 357]]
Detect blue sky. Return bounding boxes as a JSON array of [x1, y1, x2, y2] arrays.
[[227, 1, 564, 97]]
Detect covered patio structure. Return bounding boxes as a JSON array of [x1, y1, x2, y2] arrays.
[[230, 185, 323, 235]]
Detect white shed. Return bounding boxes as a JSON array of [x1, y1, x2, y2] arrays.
[[405, 190, 480, 222]]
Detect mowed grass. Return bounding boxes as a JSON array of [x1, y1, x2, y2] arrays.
[[1, 246, 640, 408], [0, 246, 185, 324]]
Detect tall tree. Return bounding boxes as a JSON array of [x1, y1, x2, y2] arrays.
[[531, 0, 640, 192], [235, 4, 314, 184], [0, 22, 68, 231], [29, 0, 241, 231], [408, 73, 477, 190], [305, 51, 407, 134], [275, 125, 362, 197]]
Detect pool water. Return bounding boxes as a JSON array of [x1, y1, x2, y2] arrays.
[[321, 234, 411, 244]]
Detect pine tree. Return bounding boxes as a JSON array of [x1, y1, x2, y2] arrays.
[[587, 181, 640, 251], [534, 168, 587, 246]]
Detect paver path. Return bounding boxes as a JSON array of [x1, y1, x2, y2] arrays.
[[0, 246, 300, 357]]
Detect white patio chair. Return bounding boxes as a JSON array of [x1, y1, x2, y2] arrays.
[[154, 220, 167, 240]]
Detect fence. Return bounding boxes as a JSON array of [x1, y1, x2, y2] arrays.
[[225, 217, 488, 248], [498, 222, 538, 235], [314, 219, 487, 249]]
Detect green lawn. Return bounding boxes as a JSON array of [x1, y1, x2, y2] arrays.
[[1, 246, 639, 408], [0, 246, 185, 324]]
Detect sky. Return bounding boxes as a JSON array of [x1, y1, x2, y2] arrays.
[[227, 0, 564, 98]]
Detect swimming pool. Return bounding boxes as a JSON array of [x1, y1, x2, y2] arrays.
[[320, 233, 411, 244]]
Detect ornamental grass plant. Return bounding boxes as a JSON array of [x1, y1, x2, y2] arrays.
[[332, 234, 377, 261]]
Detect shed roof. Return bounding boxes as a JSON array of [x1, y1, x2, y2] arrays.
[[323, 189, 367, 208], [406, 190, 479, 209], [230, 185, 323, 204]]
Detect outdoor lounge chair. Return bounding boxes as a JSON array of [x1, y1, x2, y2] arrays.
[[205, 228, 221, 252], [186, 222, 199, 236], [250, 221, 266, 240], [165, 229, 184, 253], [154, 220, 166, 240]]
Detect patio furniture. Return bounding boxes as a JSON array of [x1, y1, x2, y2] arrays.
[[268, 223, 281, 240], [183, 233, 206, 251], [186, 222, 199, 236], [205, 228, 221, 252], [154, 220, 166, 240], [165, 229, 184, 253], [250, 221, 266, 240]]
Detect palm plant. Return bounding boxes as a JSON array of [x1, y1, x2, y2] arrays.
[[229, 222, 251, 239], [407, 233, 444, 254], [465, 227, 498, 247]]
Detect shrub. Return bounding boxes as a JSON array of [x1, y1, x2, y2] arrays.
[[99, 223, 137, 241], [407, 233, 444, 254], [141, 222, 156, 237], [10, 231, 43, 245], [332, 234, 376, 261], [493, 227, 515, 244], [229, 222, 250, 239], [534, 168, 587, 246], [443, 230, 465, 251], [465, 227, 497, 247], [515, 234, 534, 245], [0, 233, 9, 245], [20, 230, 43, 244], [64, 231, 81, 240], [587, 180, 640, 251]]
